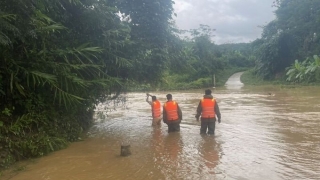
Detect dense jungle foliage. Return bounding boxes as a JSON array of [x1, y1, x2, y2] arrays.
[[0, 0, 253, 169], [252, 0, 320, 82], [2, 0, 319, 170]]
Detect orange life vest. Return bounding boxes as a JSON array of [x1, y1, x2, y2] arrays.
[[152, 100, 161, 118], [164, 101, 179, 121], [201, 98, 216, 118]]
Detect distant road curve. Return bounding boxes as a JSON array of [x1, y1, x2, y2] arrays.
[[224, 72, 244, 89]]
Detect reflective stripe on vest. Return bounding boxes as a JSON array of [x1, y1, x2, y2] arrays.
[[152, 100, 161, 118], [164, 101, 179, 121], [201, 98, 216, 118]]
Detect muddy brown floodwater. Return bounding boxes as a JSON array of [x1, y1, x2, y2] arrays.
[[3, 72, 320, 180]]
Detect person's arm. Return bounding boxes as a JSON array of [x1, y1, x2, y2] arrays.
[[215, 102, 221, 123], [162, 106, 167, 124], [146, 94, 152, 105], [177, 104, 182, 122], [195, 101, 202, 121]]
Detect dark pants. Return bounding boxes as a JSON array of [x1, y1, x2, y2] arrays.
[[200, 119, 216, 134], [167, 120, 180, 133]]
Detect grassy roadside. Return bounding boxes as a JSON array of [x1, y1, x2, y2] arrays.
[[126, 67, 250, 92], [240, 69, 269, 85], [240, 69, 320, 87], [124, 68, 320, 92], [240, 69, 292, 86], [160, 67, 250, 90]]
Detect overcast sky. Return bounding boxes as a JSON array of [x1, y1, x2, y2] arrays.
[[173, 0, 277, 44]]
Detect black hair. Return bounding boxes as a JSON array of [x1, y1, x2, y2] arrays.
[[152, 96, 156, 101], [166, 94, 172, 100], [205, 89, 212, 95]]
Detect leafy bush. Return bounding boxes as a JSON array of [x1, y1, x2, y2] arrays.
[[286, 55, 320, 83]]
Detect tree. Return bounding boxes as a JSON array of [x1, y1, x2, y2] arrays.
[[286, 55, 320, 82], [255, 0, 320, 79], [0, 0, 135, 167], [189, 25, 223, 84], [114, 0, 175, 84]]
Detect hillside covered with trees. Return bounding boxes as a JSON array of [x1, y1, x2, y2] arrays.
[[251, 0, 320, 83]]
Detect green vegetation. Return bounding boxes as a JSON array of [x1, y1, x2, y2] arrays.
[[286, 55, 320, 83], [124, 24, 255, 92], [0, 0, 176, 169], [240, 69, 288, 86], [252, 0, 320, 83], [240, 69, 266, 86], [3, 0, 320, 172], [161, 67, 249, 90]]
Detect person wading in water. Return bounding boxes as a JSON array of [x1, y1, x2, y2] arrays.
[[195, 89, 221, 135], [146, 93, 162, 126], [163, 94, 182, 133]]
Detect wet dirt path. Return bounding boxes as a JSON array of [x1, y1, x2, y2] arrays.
[[3, 72, 320, 180]]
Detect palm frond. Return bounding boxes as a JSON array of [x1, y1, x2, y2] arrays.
[[28, 71, 57, 87], [54, 86, 84, 107], [0, 12, 19, 45], [30, 11, 66, 34], [27, 71, 85, 107], [55, 45, 103, 64]]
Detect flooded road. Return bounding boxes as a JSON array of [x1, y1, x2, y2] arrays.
[[3, 72, 320, 180]]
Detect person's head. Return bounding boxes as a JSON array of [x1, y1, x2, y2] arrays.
[[205, 89, 212, 95], [152, 96, 157, 101], [166, 94, 172, 100]]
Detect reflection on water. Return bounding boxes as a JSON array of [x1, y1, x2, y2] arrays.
[[3, 74, 320, 180], [198, 136, 220, 176]]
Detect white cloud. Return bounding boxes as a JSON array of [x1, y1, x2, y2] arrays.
[[173, 0, 192, 13], [173, 0, 276, 44]]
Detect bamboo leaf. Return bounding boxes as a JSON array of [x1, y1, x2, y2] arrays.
[[15, 81, 26, 97]]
